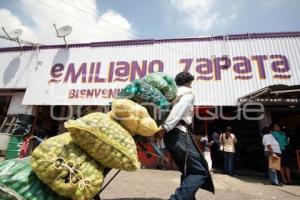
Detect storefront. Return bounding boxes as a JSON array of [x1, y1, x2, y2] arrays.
[[0, 31, 300, 171]]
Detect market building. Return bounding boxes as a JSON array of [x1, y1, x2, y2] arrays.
[[0, 31, 300, 173]]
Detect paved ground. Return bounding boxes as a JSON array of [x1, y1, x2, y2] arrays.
[[100, 169, 300, 200], [1, 156, 299, 200]]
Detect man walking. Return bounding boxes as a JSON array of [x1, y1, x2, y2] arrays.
[[156, 72, 214, 200]]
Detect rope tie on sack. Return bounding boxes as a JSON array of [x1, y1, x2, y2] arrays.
[[40, 153, 93, 192]]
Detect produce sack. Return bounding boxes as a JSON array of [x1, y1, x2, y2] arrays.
[[109, 99, 160, 137], [65, 112, 140, 171], [143, 72, 177, 101], [0, 157, 66, 200], [117, 79, 171, 124], [31, 133, 103, 200]]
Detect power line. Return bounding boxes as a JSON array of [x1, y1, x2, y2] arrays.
[[49, 0, 197, 58], [59, 0, 142, 39], [35, 0, 125, 40], [1, 0, 200, 59]]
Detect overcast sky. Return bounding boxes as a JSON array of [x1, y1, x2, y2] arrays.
[[0, 0, 300, 47]]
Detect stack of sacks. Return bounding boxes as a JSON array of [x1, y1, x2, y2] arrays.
[[117, 79, 171, 125], [117, 73, 177, 125], [0, 72, 176, 200], [28, 111, 140, 200]]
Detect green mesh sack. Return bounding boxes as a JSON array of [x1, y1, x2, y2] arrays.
[[143, 72, 177, 101], [65, 112, 140, 171], [31, 133, 104, 200], [0, 157, 66, 200], [117, 79, 171, 124]]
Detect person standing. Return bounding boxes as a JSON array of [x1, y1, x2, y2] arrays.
[[155, 72, 214, 200], [220, 127, 237, 176], [262, 127, 282, 186], [271, 124, 293, 185], [200, 135, 212, 172], [210, 128, 220, 170]]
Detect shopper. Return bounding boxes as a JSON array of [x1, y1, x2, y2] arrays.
[[155, 72, 214, 200], [271, 124, 293, 185], [262, 127, 282, 186], [200, 134, 212, 172], [220, 127, 237, 176], [210, 128, 220, 170]]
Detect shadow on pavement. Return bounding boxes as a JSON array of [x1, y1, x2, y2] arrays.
[[231, 174, 300, 186], [104, 199, 164, 200], [234, 175, 266, 184]]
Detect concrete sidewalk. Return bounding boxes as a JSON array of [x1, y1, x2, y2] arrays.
[[100, 169, 300, 200]]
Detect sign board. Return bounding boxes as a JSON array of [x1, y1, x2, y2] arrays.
[[0, 36, 299, 105]]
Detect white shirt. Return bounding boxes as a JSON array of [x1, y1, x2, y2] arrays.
[[163, 86, 195, 133], [220, 133, 236, 153], [262, 134, 281, 154]]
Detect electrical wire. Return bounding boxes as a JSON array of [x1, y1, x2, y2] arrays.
[[35, 0, 125, 39], [59, 0, 141, 39], [2, 0, 203, 59], [53, 0, 197, 58]]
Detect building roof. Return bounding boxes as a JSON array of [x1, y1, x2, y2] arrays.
[[1, 31, 300, 52], [238, 84, 300, 105]]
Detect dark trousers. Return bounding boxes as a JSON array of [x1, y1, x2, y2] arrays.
[[223, 152, 235, 176], [211, 143, 220, 169], [164, 128, 209, 200]]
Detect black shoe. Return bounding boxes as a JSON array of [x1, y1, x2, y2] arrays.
[[271, 183, 283, 187]]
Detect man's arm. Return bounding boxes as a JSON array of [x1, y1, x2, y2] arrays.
[[263, 135, 278, 158], [267, 145, 279, 159], [233, 134, 238, 143]]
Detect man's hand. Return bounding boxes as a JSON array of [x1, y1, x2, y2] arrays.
[[271, 154, 279, 159], [155, 127, 166, 139]]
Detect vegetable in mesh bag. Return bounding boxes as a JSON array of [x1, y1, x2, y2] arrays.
[[65, 112, 140, 171], [143, 72, 177, 101], [117, 79, 171, 124], [109, 99, 160, 137], [0, 157, 66, 200], [31, 133, 103, 200]]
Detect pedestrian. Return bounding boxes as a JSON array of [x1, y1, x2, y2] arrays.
[[220, 126, 237, 176], [210, 128, 220, 171], [155, 72, 214, 200], [271, 124, 293, 185], [261, 127, 282, 186]]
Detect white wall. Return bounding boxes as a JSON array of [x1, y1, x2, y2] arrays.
[[7, 92, 36, 115]]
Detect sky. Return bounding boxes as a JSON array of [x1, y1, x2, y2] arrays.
[[0, 0, 300, 47]]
